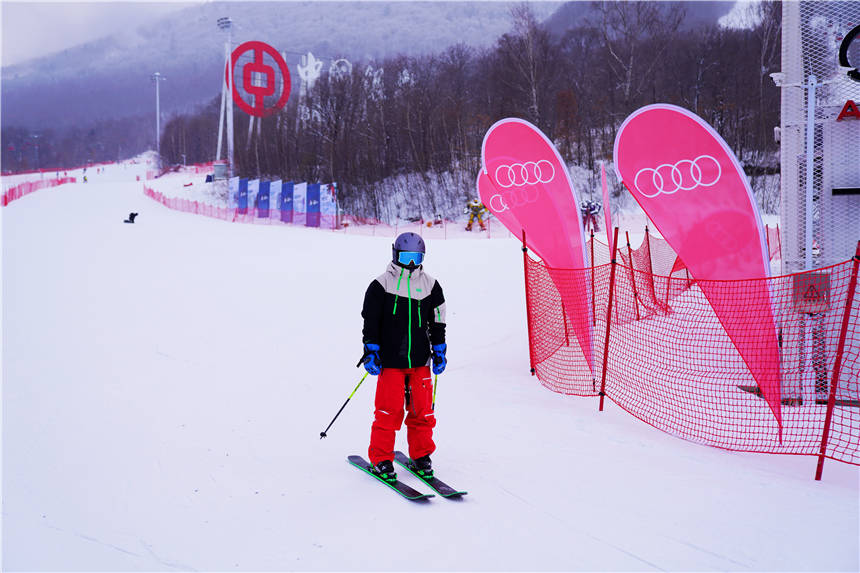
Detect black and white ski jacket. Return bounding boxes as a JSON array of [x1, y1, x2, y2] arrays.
[[362, 262, 446, 369]]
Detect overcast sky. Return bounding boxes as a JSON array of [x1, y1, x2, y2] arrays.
[[1, 1, 194, 67], [1, 0, 755, 68]]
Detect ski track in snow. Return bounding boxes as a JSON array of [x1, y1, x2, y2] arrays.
[[496, 483, 666, 571]]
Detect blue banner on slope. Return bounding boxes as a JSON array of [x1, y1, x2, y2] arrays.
[[237, 178, 249, 214], [307, 183, 321, 227], [257, 180, 271, 217], [279, 181, 294, 223], [293, 183, 307, 226]]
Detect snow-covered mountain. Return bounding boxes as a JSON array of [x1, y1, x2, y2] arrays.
[[1, 1, 561, 128]]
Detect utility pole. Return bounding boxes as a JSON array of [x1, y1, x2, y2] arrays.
[[151, 72, 167, 158]]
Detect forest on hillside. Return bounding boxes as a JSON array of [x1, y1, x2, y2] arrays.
[[165, 2, 781, 219]]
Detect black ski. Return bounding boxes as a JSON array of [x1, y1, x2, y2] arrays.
[[347, 455, 434, 501], [394, 451, 468, 498]]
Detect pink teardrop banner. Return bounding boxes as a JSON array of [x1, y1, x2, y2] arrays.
[[479, 118, 593, 374], [614, 104, 781, 430]]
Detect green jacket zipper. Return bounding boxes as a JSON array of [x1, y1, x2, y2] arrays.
[[407, 271, 413, 368]]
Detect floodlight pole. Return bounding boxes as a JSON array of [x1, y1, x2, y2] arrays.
[[31, 133, 41, 173], [151, 72, 166, 157], [218, 17, 234, 178]]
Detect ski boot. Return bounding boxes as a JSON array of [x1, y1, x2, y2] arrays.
[[410, 455, 433, 480], [370, 460, 397, 483]]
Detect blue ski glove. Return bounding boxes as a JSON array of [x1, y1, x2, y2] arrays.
[[363, 343, 381, 375], [431, 343, 447, 375]]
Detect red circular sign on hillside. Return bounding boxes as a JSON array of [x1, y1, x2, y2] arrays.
[[226, 41, 291, 117]]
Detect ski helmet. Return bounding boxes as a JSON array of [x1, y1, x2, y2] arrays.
[[392, 232, 426, 269]]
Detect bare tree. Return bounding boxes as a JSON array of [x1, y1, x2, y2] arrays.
[[594, 1, 685, 112], [493, 3, 560, 128]]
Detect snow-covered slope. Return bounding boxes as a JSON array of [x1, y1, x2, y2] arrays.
[[2, 167, 857, 571]]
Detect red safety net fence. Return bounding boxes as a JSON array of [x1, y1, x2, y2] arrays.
[[525, 231, 860, 470], [2, 176, 77, 207]]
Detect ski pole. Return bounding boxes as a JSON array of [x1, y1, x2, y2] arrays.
[[432, 374, 438, 411], [320, 372, 369, 439]]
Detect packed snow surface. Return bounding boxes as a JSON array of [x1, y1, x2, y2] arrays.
[[2, 162, 857, 571]]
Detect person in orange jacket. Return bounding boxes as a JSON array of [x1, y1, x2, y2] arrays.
[[465, 198, 487, 231]]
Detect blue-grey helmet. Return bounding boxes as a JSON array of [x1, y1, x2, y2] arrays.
[[392, 232, 426, 269]]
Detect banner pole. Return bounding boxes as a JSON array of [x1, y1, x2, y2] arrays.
[[766, 224, 772, 261], [599, 227, 620, 411], [522, 230, 536, 376], [561, 302, 570, 347], [815, 242, 860, 480], [591, 230, 596, 327]]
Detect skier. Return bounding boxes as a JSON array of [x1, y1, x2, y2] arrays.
[[464, 198, 487, 231], [581, 200, 601, 232], [360, 232, 447, 484]]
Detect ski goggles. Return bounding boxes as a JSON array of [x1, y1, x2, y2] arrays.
[[397, 251, 425, 266]]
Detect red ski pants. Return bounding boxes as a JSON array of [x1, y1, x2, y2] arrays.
[[368, 366, 436, 465]]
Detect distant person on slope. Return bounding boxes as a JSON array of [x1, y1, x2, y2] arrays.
[[360, 232, 447, 484], [464, 198, 487, 231], [581, 200, 601, 233]]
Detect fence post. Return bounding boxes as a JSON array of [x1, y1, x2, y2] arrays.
[[599, 227, 620, 411], [626, 231, 641, 321], [522, 230, 536, 376], [665, 266, 672, 307], [777, 224, 782, 259], [644, 226, 659, 310], [815, 241, 860, 480], [777, 224, 783, 274]]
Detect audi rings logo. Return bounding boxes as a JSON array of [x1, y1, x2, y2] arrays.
[[487, 186, 540, 213], [494, 160, 555, 188], [633, 155, 722, 198]]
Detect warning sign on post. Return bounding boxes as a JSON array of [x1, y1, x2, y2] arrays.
[[792, 272, 831, 314]]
